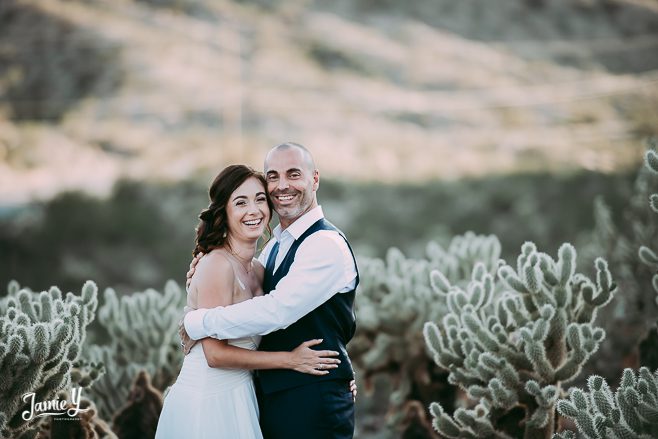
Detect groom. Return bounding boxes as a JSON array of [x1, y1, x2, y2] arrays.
[[183, 142, 359, 438]]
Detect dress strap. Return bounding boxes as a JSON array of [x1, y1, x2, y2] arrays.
[[223, 255, 249, 291]]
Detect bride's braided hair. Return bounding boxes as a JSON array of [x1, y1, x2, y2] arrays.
[[194, 165, 272, 256]]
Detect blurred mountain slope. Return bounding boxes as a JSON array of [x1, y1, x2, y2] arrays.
[[1, 0, 657, 203]]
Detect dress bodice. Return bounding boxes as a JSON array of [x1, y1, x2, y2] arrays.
[[227, 335, 261, 350], [158, 337, 263, 439], [174, 335, 261, 394]]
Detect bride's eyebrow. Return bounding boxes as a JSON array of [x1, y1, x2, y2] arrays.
[[232, 193, 266, 201]]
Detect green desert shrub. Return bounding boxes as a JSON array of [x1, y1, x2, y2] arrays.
[[0, 173, 632, 297], [1, 180, 199, 296]]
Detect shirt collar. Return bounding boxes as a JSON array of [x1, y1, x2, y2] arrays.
[[272, 205, 324, 241]]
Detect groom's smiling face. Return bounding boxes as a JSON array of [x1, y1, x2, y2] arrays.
[[264, 146, 319, 228]]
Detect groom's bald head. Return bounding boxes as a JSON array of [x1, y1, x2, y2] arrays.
[[264, 142, 316, 173]]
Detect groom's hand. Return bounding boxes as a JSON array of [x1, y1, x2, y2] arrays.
[[185, 252, 204, 291], [178, 307, 197, 355]]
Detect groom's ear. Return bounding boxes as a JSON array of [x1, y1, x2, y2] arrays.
[[313, 169, 320, 191]]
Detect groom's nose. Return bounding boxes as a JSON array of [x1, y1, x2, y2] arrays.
[[275, 177, 290, 191]]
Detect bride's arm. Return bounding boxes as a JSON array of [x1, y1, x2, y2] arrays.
[[196, 253, 339, 374], [202, 338, 336, 373]]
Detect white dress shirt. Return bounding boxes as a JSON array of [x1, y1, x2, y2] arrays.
[[184, 205, 358, 340]]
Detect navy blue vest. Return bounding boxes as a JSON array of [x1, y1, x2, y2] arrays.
[[257, 218, 359, 394]]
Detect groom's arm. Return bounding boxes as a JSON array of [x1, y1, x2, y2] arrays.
[[184, 232, 357, 340]]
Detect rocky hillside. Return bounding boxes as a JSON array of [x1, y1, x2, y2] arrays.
[[1, 0, 657, 204]]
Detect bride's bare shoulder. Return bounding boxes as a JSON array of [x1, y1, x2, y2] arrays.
[[197, 249, 231, 270], [194, 250, 235, 291]]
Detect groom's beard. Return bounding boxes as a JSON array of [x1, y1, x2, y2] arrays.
[[271, 189, 310, 221]]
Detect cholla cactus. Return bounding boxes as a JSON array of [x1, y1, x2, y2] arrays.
[[70, 358, 105, 389], [350, 232, 501, 433], [635, 145, 658, 372], [84, 345, 144, 421], [579, 141, 658, 381], [424, 242, 616, 438], [85, 281, 185, 419], [639, 145, 658, 306], [0, 281, 98, 438], [554, 367, 658, 439]]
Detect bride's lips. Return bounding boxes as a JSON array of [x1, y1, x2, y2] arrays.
[[242, 218, 264, 229]]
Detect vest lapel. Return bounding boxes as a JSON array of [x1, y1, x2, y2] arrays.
[[263, 241, 279, 294]]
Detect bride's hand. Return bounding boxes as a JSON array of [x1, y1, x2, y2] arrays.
[[179, 306, 197, 355], [185, 252, 204, 291], [350, 379, 357, 401], [289, 339, 340, 375]]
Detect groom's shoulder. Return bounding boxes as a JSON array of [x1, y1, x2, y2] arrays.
[[300, 228, 352, 258]]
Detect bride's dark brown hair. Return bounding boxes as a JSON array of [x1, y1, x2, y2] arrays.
[[194, 165, 273, 257]]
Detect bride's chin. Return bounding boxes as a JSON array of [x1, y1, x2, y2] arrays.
[[245, 229, 265, 239]]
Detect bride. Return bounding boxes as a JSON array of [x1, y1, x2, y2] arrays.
[[155, 165, 341, 439]]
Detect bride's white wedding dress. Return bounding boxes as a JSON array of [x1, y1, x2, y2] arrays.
[[155, 335, 263, 439]]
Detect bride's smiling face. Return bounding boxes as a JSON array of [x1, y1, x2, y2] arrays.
[[226, 177, 270, 241]]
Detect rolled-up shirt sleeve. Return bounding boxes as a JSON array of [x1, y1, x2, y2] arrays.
[[184, 232, 356, 340], [184, 308, 210, 340]]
